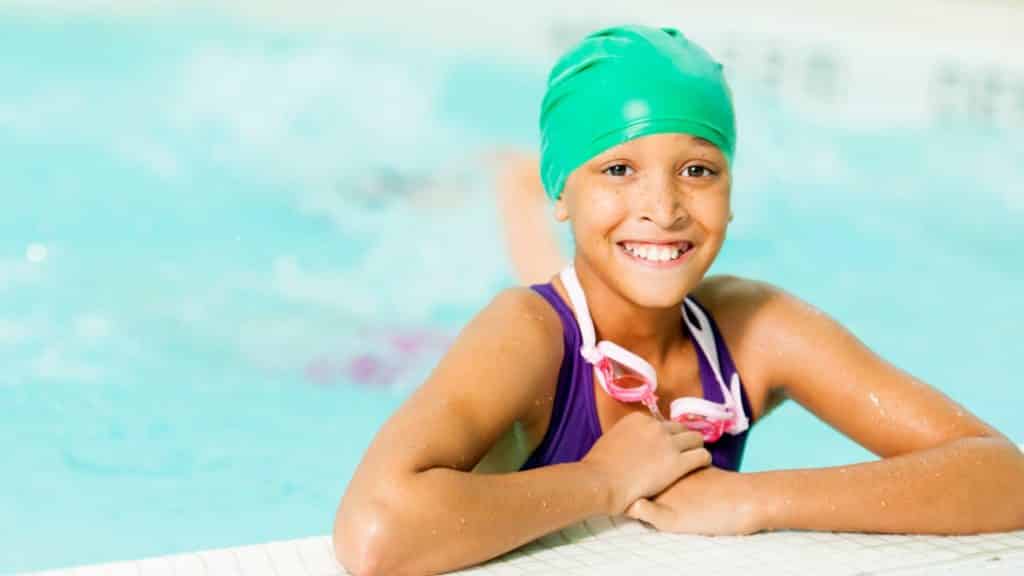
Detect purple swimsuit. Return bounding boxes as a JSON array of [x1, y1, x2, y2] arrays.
[[520, 283, 753, 472]]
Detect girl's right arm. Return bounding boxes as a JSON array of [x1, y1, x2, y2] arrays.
[[493, 150, 565, 285], [333, 288, 707, 576]]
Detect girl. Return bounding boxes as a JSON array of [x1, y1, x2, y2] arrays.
[[333, 25, 1024, 576]]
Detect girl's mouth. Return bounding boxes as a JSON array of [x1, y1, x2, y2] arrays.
[[618, 241, 694, 267]]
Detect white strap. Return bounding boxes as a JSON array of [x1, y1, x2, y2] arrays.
[[561, 267, 658, 391], [558, 265, 748, 434], [681, 299, 727, 391], [560, 267, 600, 363], [681, 298, 749, 433]]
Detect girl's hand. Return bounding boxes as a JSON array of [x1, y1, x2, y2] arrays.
[[582, 412, 711, 516], [624, 467, 762, 535], [489, 148, 565, 285]]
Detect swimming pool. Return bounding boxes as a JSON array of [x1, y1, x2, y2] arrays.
[[1, 2, 1022, 573]]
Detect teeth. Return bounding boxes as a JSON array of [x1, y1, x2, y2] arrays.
[[623, 242, 686, 262]]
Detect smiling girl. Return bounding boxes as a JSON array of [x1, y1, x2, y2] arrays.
[[334, 25, 1024, 576]]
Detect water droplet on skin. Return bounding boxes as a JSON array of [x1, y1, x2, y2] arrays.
[[459, 517, 466, 525], [869, 393, 880, 407], [880, 500, 888, 508], [542, 500, 549, 509], [431, 529, 438, 536]]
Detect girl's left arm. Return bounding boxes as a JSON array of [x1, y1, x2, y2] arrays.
[[632, 277, 1024, 535]]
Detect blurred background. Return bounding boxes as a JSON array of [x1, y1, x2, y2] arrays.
[[1, 0, 1022, 572]]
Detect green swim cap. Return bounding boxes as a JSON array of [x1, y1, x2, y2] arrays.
[[539, 25, 736, 200]]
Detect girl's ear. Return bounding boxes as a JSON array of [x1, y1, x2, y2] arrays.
[[554, 195, 570, 222]]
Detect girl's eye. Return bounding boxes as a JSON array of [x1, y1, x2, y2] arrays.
[[683, 165, 715, 178], [603, 164, 633, 177]]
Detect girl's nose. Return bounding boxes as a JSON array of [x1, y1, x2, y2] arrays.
[[637, 173, 688, 229]]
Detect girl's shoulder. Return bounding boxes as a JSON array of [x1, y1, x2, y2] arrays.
[[690, 274, 789, 334], [465, 286, 568, 467], [486, 286, 567, 345], [690, 274, 798, 421], [475, 286, 568, 390]]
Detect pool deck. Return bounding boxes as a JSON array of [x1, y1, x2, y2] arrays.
[[24, 444, 1024, 576], [23, 516, 1024, 576]]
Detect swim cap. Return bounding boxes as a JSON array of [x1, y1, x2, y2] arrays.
[[539, 25, 736, 200]]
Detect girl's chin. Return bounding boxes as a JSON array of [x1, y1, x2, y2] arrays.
[[628, 289, 690, 309], [612, 277, 693, 309]]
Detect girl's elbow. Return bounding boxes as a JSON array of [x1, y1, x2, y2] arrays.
[[333, 498, 401, 576]]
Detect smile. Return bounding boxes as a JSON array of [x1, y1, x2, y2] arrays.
[[618, 241, 694, 266]]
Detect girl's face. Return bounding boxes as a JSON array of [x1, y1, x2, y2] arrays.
[[556, 132, 732, 309]]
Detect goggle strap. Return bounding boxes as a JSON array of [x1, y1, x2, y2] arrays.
[[561, 266, 748, 434], [560, 267, 598, 351]]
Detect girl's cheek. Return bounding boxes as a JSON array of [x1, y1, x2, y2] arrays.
[[574, 185, 625, 228], [692, 190, 731, 232], [589, 191, 623, 221]]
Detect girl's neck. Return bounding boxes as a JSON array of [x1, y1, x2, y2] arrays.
[[558, 259, 688, 366]]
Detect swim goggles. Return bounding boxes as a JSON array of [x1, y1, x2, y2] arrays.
[[560, 266, 749, 443]]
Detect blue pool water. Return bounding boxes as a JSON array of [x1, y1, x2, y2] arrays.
[[1, 9, 1022, 574]]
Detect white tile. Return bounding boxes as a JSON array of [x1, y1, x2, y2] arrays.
[[231, 545, 276, 576], [167, 553, 205, 576], [488, 564, 526, 575], [195, 550, 240, 576], [103, 562, 139, 576], [33, 526, 1024, 576], [264, 541, 310, 576], [294, 537, 343, 576], [136, 557, 173, 576], [72, 566, 107, 576]]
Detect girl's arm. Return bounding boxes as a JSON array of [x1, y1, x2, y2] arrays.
[[632, 276, 1024, 534], [334, 289, 601, 575], [334, 288, 709, 575], [493, 151, 565, 285], [753, 435, 1023, 533]]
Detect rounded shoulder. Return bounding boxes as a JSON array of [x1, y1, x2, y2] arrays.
[[474, 286, 567, 400], [485, 286, 566, 353], [465, 286, 567, 468], [692, 274, 823, 331], [692, 274, 782, 313]]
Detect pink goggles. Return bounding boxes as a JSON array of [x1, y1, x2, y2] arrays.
[[561, 267, 749, 443]]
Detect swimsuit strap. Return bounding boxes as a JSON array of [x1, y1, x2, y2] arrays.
[[681, 298, 728, 393]]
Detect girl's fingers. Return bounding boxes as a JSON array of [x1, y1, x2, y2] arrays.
[[678, 447, 713, 474], [626, 498, 675, 531], [672, 430, 705, 452], [660, 420, 685, 433]]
